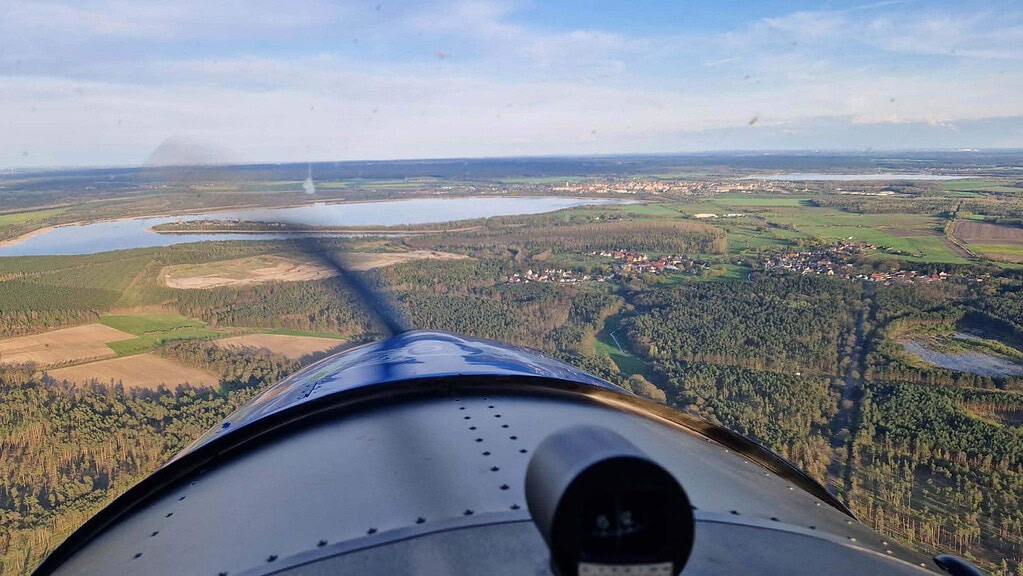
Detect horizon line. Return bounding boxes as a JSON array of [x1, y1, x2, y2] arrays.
[[4, 147, 1023, 174]]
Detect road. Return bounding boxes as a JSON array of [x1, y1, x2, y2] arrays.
[[826, 282, 873, 497]]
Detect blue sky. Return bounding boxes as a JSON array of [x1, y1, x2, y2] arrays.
[[1, 0, 1022, 167]]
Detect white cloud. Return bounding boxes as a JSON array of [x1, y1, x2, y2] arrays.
[[1, 0, 1022, 167], [3, 0, 344, 40]]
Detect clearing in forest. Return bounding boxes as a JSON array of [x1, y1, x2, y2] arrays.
[[161, 251, 467, 289], [0, 323, 135, 366], [46, 353, 218, 389], [214, 334, 346, 359]]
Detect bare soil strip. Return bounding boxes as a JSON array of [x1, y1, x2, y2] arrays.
[[47, 353, 218, 389]]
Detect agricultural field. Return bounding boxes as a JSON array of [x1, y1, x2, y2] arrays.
[[99, 313, 228, 355], [46, 353, 218, 389], [943, 180, 1023, 194], [761, 209, 969, 262], [0, 323, 134, 366], [954, 220, 1023, 245], [714, 194, 812, 207], [214, 334, 347, 359], [952, 220, 1023, 262], [0, 207, 68, 227]]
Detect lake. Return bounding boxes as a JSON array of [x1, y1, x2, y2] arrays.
[[0, 197, 631, 257], [746, 173, 968, 181], [903, 339, 1023, 378]]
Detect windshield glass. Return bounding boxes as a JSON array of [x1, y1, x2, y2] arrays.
[[1, 2, 1021, 575]]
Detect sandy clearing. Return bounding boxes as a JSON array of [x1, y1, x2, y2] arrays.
[[162, 251, 468, 289], [0, 324, 135, 366], [344, 250, 469, 270], [163, 255, 335, 289], [214, 334, 346, 359], [47, 353, 219, 389]]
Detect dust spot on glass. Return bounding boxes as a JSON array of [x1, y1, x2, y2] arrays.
[[748, 116, 759, 126], [435, 50, 449, 60]]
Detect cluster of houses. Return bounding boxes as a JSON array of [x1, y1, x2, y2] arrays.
[[550, 180, 714, 195], [507, 269, 601, 284], [506, 249, 714, 284], [590, 250, 710, 276], [692, 213, 745, 219], [759, 242, 869, 276], [758, 242, 976, 284]]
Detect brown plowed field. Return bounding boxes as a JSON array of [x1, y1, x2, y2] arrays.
[[47, 353, 218, 389], [0, 324, 134, 366], [953, 220, 1023, 245]]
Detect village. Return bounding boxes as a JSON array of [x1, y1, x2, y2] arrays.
[[506, 249, 710, 284], [756, 242, 979, 284], [548, 178, 789, 196]]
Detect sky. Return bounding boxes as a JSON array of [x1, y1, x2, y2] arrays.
[[1, 0, 1023, 168]]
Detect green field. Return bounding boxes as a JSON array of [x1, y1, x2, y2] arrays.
[[616, 203, 686, 216], [970, 244, 1023, 260], [594, 317, 648, 376], [100, 313, 205, 335], [555, 202, 685, 219], [715, 194, 812, 207], [943, 180, 1022, 194], [765, 210, 968, 263], [0, 207, 67, 226], [100, 313, 227, 355]]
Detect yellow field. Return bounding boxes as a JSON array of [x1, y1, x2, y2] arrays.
[[214, 334, 346, 359], [0, 324, 134, 366], [161, 251, 468, 289], [47, 353, 218, 389]]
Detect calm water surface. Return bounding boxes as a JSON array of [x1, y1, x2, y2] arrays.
[[0, 197, 631, 257]]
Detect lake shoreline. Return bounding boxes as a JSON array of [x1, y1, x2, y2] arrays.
[[148, 225, 485, 235], [0, 196, 636, 256], [0, 194, 631, 249]]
